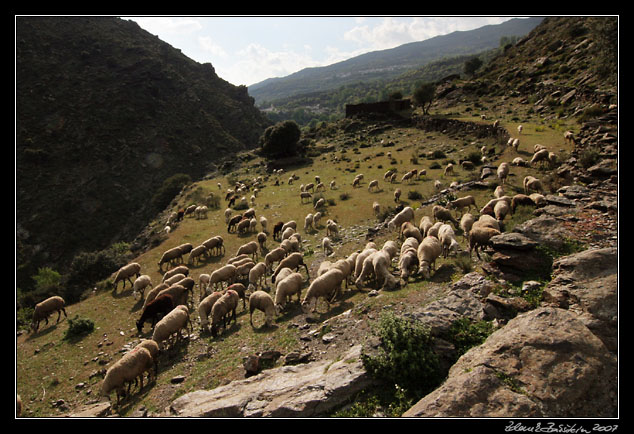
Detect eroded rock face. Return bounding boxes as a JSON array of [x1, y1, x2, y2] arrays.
[[163, 345, 373, 417], [402, 307, 618, 418]]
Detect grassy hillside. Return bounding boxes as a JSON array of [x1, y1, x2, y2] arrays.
[[16, 101, 580, 416]]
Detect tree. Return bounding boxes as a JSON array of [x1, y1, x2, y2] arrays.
[[259, 120, 302, 158], [412, 83, 436, 115], [464, 57, 483, 77]]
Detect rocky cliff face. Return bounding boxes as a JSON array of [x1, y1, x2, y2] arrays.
[[16, 16, 271, 281]]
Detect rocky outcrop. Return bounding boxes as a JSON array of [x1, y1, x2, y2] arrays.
[[163, 344, 373, 417], [402, 306, 618, 418]]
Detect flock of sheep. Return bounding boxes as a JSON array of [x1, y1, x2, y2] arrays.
[[27, 124, 570, 407]]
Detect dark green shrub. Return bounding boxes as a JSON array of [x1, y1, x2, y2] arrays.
[[64, 315, 95, 340], [361, 312, 442, 397], [407, 190, 423, 201], [259, 120, 302, 158], [446, 317, 495, 358], [151, 173, 192, 211]]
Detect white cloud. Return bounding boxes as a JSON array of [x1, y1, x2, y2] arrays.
[[198, 36, 227, 58]]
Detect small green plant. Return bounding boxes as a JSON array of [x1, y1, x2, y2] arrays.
[[361, 312, 442, 398], [407, 190, 423, 201], [446, 317, 495, 358], [64, 315, 95, 340]]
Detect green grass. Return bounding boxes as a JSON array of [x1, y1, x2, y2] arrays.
[[17, 110, 579, 417]]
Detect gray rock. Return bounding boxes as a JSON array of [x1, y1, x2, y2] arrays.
[[403, 307, 618, 418], [164, 345, 373, 417]]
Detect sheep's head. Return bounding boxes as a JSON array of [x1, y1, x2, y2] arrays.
[[418, 262, 432, 279]]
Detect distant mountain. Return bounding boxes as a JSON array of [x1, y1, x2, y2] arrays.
[[248, 17, 544, 104], [16, 16, 271, 284]]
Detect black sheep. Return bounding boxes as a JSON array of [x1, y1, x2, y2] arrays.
[[136, 294, 174, 333]]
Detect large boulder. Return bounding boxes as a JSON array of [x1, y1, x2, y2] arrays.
[[402, 307, 617, 418], [163, 345, 373, 417]]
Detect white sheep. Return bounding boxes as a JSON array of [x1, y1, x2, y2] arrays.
[[443, 163, 454, 176], [448, 196, 478, 215], [195, 205, 208, 219], [432, 205, 459, 227], [151, 304, 192, 349], [497, 162, 510, 185], [207, 264, 237, 292], [517, 124, 523, 134], [163, 273, 186, 287], [162, 265, 189, 282], [249, 290, 276, 328], [400, 221, 423, 243], [300, 191, 312, 203], [368, 179, 379, 192], [257, 232, 268, 253], [473, 214, 501, 232], [418, 215, 433, 237], [329, 180, 337, 190], [530, 149, 550, 166], [494, 200, 510, 222], [271, 252, 309, 283], [198, 291, 225, 330], [326, 219, 339, 238], [274, 272, 304, 313], [259, 216, 268, 233], [265, 247, 287, 273], [523, 176, 543, 195], [512, 138, 520, 152], [247, 262, 267, 292], [459, 213, 475, 240], [494, 185, 505, 199], [511, 157, 528, 167], [468, 226, 501, 259], [187, 245, 207, 265], [236, 240, 259, 261], [210, 290, 239, 337], [417, 236, 443, 279], [354, 247, 378, 280], [387, 206, 414, 231], [438, 224, 460, 258], [322, 237, 334, 256], [373, 201, 381, 217], [156, 282, 190, 307], [132, 275, 153, 300], [101, 346, 155, 405], [158, 247, 184, 271], [132, 339, 160, 390], [113, 262, 141, 290], [281, 226, 296, 241], [370, 250, 399, 290], [313, 211, 322, 228], [304, 213, 314, 232], [301, 269, 345, 313], [31, 296, 67, 332]]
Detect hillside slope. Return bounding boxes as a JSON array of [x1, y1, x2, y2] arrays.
[[16, 17, 272, 281]]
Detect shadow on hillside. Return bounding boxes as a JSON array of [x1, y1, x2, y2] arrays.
[[26, 322, 62, 341]]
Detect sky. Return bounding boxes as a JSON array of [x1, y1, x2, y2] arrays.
[[122, 16, 519, 87]]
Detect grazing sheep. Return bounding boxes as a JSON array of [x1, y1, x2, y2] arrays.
[[162, 265, 189, 282], [387, 206, 415, 231], [400, 171, 414, 184], [247, 262, 267, 292], [259, 216, 268, 233], [300, 191, 313, 203], [158, 247, 184, 271], [564, 130, 576, 144], [326, 220, 339, 238], [497, 162, 510, 185], [226, 283, 248, 311], [301, 269, 345, 313], [494, 185, 505, 199], [494, 200, 510, 222], [393, 189, 402, 203], [249, 290, 276, 328], [236, 241, 259, 261], [304, 213, 314, 232], [434, 179, 442, 191], [461, 160, 475, 171], [369, 250, 399, 290], [432, 205, 459, 227], [136, 293, 174, 333], [512, 138, 520, 152], [530, 193, 547, 207], [163, 273, 186, 287], [448, 196, 478, 215], [152, 304, 193, 349], [398, 239, 419, 286], [207, 264, 237, 292], [354, 247, 378, 280], [271, 252, 309, 283], [113, 262, 141, 290], [274, 272, 304, 313], [368, 179, 379, 192], [473, 214, 501, 232], [202, 236, 225, 257], [459, 213, 475, 240], [187, 245, 207, 265], [243, 208, 256, 219], [313, 211, 322, 228], [517, 124, 523, 134], [322, 236, 334, 256], [31, 296, 67, 332], [511, 157, 528, 167], [373, 201, 381, 217], [352, 176, 361, 188], [156, 281, 191, 307], [523, 176, 543, 195], [142, 283, 168, 310], [400, 221, 423, 243], [510, 194, 536, 214], [329, 180, 337, 190], [417, 236, 443, 279], [101, 347, 155, 405], [195, 205, 209, 219], [249, 218, 258, 234], [132, 339, 160, 390], [210, 290, 239, 337], [443, 163, 454, 176], [419, 215, 433, 238], [132, 275, 153, 300], [272, 221, 285, 240], [199, 291, 225, 330], [314, 198, 326, 209], [438, 224, 460, 258], [468, 226, 501, 259], [224, 208, 233, 224], [530, 149, 550, 166], [227, 215, 243, 233], [256, 232, 268, 253], [235, 218, 251, 235], [265, 247, 287, 273]]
